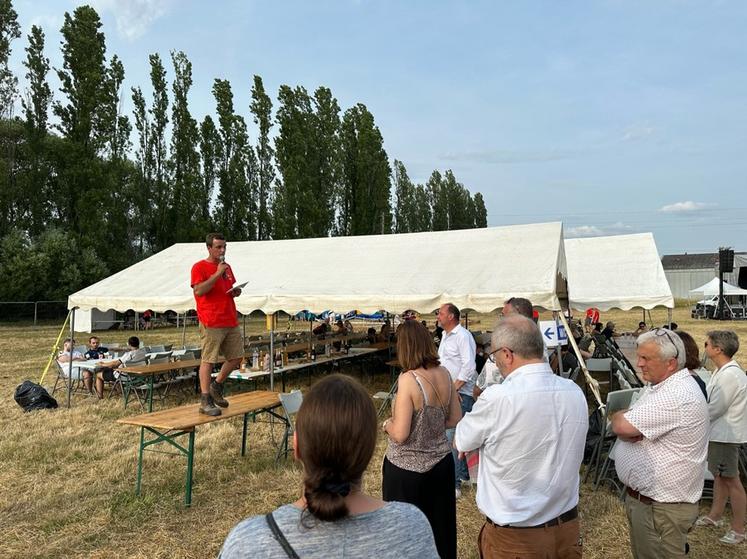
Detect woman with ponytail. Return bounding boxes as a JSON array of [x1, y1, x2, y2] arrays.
[[220, 374, 438, 558]]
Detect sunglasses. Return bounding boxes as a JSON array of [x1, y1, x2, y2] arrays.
[[652, 328, 679, 361]]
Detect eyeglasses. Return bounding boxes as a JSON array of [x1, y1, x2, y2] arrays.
[[652, 328, 679, 361], [488, 347, 514, 363]]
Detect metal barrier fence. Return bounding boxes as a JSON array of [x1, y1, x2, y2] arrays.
[[0, 301, 67, 325]]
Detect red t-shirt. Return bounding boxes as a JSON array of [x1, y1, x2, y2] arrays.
[[585, 308, 600, 323], [190, 259, 239, 328]]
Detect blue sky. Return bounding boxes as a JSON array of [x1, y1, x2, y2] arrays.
[[12, 0, 747, 255]]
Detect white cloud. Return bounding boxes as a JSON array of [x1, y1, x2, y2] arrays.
[[658, 201, 716, 213], [80, 0, 173, 41], [620, 122, 657, 142], [565, 225, 604, 238], [565, 222, 634, 238]]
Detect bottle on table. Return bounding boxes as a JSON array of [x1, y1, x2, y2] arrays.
[[252, 348, 259, 370]]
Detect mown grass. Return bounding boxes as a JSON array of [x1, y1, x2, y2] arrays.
[[1, 307, 745, 558]]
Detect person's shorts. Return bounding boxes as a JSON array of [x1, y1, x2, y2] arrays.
[[58, 365, 88, 380], [95, 367, 117, 381], [708, 441, 740, 478], [199, 324, 243, 363]]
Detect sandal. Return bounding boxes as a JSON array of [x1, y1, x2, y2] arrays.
[[695, 515, 723, 527], [719, 530, 745, 544]]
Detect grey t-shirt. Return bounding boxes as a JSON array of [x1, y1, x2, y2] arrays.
[[219, 501, 438, 559]]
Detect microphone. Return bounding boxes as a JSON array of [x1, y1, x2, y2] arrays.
[[219, 255, 227, 279]]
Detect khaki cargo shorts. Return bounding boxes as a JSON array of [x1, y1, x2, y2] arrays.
[[708, 441, 740, 478], [199, 324, 243, 363]]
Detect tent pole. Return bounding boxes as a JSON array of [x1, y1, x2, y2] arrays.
[[557, 313, 603, 408], [67, 308, 76, 409], [181, 314, 187, 347], [269, 313, 275, 392], [553, 310, 563, 376], [667, 308, 673, 328]]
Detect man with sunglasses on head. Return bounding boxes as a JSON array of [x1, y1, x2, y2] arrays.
[[611, 328, 709, 559], [455, 315, 587, 558]]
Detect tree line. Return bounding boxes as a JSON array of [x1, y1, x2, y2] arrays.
[[0, 2, 488, 303]]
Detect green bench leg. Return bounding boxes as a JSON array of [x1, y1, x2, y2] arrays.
[[185, 430, 195, 506], [136, 426, 145, 495]]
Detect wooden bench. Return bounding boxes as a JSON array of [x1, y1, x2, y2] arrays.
[[117, 390, 285, 506]]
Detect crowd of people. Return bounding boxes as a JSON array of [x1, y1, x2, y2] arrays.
[[184, 233, 746, 557]]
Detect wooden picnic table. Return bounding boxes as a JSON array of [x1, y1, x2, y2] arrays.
[[117, 390, 285, 506], [116, 358, 203, 411]]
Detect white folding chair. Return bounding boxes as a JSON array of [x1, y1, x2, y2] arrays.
[[276, 390, 303, 461]]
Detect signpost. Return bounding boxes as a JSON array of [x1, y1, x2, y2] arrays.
[[539, 320, 568, 348]]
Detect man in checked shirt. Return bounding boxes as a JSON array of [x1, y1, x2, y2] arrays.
[[612, 328, 709, 559]]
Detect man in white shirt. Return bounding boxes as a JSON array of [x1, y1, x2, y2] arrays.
[[437, 302, 476, 495], [455, 315, 587, 558], [612, 329, 709, 558], [57, 338, 93, 393], [696, 330, 746, 545]]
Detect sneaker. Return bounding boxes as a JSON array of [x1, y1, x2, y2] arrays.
[[209, 380, 229, 408], [695, 516, 723, 528], [199, 394, 221, 416], [719, 530, 746, 545], [455, 487, 462, 499]]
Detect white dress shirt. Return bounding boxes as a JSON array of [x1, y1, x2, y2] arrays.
[[437, 323, 476, 396], [706, 360, 747, 444], [454, 362, 588, 526], [615, 369, 709, 503]]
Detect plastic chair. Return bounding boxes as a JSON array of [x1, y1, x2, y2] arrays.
[[585, 388, 641, 490], [276, 390, 303, 461], [374, 379, 398, 418]]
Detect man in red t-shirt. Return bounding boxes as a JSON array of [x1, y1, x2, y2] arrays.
[[584, 307, 600, 333], [191, 232, 243, 416]]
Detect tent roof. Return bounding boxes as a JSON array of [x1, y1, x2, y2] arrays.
[[68, 222, 567, 315], [564, 233, 674, 311], [689, 277, 747, 296]]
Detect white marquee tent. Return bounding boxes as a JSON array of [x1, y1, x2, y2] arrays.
[[689, 277, 747, 296], [68, 222, 568, 318], [564, 233, 674, 311]]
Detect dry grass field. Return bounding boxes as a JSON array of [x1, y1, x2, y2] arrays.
[[1, 306, 745, 558]]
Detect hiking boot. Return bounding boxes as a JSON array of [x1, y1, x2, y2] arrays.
[[199, 394, 221, 416], [210, 380, 229, 408]]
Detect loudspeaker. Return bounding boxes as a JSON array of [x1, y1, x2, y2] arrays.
[[719, 248, 734, 273]]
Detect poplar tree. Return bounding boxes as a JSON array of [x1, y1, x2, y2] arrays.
[[473, 192, 488, 228], [169, 50, 201, 241], [273, 84, 313, 239], [250, 75, 274, 240], [53, 6, 109, 248], [339, 103, 391, 235], [21, 25, 51, 235], [428, 170, 447, 231], [393, 159, 414, 233], [198, 115, 218, 232], [212, 78, 255, 240]]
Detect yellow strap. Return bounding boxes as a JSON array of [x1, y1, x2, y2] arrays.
[[39, 310, 71, 385]]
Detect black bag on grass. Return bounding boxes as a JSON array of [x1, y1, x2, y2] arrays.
[[14, 380, 58, 412], [583, 407, 603, 464]]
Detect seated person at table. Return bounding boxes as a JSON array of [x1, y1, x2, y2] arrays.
[[343, 320, 354, 334], [550, 343, 579, 375], [57, 338, 93, 393], [333, 320, 346, 351], [94, 336, 147, 398], [378, 320, 392, 342], [367, 327, 377, 344], [312, 321, 329, 336], [84, 336, 108, 360], [633, 321, 648, 336], [220, 374, 439, 559]]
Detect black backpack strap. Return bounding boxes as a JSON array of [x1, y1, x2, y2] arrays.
[[265, 512, 301, 559]]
